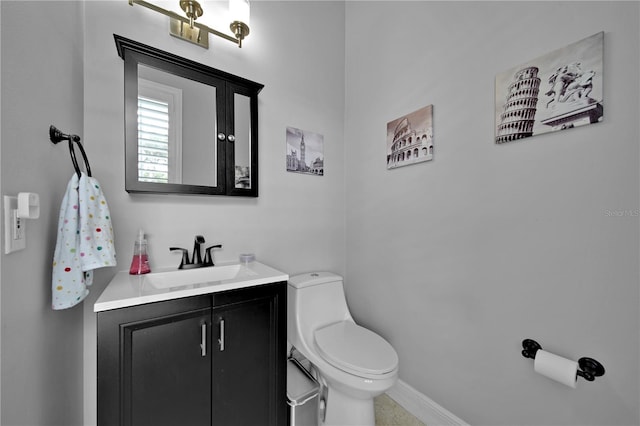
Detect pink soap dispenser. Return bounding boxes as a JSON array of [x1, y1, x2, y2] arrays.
[[129, 229, 151, 275]]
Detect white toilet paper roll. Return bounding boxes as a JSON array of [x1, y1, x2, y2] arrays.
[[534, 349, 578, 388]]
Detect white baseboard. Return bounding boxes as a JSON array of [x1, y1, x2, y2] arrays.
[[386, 379, 469, 426]]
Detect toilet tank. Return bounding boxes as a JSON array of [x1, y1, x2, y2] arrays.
[[288, 272, 353, 352]]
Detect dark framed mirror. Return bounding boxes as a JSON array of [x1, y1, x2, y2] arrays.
[[115, 35, 263, 196]]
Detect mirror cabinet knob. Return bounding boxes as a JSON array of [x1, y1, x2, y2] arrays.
[[227, 134, 236, 142], [217, 133, 226, 141]]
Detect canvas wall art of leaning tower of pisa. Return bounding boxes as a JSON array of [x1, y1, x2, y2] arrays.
[[495, 32, 604, 144]]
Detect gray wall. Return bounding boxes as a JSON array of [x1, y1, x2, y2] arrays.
[[1, 1, 85, 425], [344, 2, 639, 426]]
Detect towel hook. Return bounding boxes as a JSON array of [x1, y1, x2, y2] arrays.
[[49, 125, 92, 178]]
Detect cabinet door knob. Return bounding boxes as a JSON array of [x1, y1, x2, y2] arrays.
[[217, 133, 226, 141], [227, 134, 235, 142], [218, 319, 225, 352]]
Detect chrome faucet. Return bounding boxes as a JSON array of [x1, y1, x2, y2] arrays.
[[170, 235, 223, 269]]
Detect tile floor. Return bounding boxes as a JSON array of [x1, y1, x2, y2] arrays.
[[374, 394, 425, 426]]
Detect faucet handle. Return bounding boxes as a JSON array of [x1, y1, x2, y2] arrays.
[[169, 247, 190, 269], [204, 244, 222, 266]]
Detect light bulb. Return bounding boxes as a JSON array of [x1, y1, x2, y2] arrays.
[[229, 0, 250, 26]]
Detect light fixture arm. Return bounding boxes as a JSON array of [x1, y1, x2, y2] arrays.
[[128, 0, 248, 48]]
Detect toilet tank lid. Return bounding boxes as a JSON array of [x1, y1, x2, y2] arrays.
[[289, 272, 342, 288]]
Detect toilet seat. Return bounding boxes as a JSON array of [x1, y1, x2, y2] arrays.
[[314, 321, 398, 377]]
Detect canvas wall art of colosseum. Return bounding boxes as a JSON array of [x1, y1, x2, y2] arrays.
[[387, 104, 434, 170]]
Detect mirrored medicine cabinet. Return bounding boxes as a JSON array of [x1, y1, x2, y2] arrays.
[[115, 35, 264, 197]]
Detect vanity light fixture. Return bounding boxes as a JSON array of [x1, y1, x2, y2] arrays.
[[128, 0, 250, 49]]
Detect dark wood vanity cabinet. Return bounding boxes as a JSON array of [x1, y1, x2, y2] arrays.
[[97, 282, 287, 426]]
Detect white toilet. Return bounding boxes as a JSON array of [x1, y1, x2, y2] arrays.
[[288, 272, 399, 426]]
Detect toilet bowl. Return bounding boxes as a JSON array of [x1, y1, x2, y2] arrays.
[[288, 272, 399, 426]]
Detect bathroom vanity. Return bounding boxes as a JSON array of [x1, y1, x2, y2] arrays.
[[95, 262, 288, 426]]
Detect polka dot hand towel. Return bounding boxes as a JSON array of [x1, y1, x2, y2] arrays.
[[52, 173, 116, 310]]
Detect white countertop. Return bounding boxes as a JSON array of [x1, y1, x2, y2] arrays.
[[94, 261, 289, 312]]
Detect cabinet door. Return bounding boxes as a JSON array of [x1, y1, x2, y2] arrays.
[[212, 283, 286, 425], [98, 296, 212, 426], [224, 82, 259, 197], [123, 308, 212, 426]]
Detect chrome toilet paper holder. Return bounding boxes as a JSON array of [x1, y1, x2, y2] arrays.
[[521, 339, 605, 382]]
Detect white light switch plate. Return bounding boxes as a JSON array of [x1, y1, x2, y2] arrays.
[[4, 196, 26, 254]]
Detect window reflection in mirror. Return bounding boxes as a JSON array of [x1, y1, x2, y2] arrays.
[[137, 64, 218, 187], [137, 78, 182, 184]]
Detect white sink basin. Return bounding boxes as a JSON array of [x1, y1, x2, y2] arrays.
[[146, 264, 247, 289]]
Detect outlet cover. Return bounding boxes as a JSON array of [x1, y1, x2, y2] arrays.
[[4, 196, 26, 254]]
